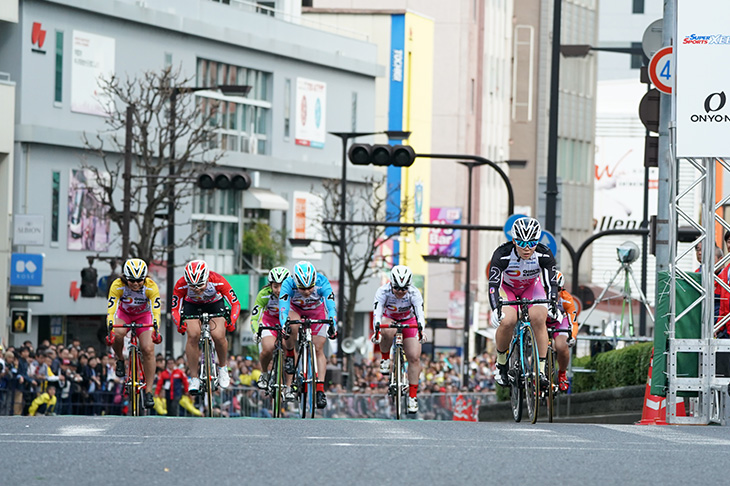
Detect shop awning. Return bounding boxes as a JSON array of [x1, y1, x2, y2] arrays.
[[243, 188, 289, 211]]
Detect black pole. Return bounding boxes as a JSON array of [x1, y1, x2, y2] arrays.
[[122, 105, 134, 261], [545, 0, 562, 233], [640, 82, 651, 337], [463, 163, 474, 387], [337, 134, 348, 374], [165, 91, 177, 358]]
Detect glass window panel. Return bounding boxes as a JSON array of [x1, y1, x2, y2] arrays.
[[54, 31, 63, 103], [51, 171, 60, 242]]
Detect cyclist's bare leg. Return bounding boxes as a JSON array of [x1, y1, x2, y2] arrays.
[[210, 316, 228, 365], [379, 327, 396, 358], [312, 335, 327, 381], [403, 338, 421, 386], [494, 306, 518, 352], [260, 335, 275, 373], [138, 330, 156, 387], [111, 318, 129, 364], [285, 310, 301, 366], [529, 305, 549, 361], [185, 319, 201, 377], [554, 334, 570, 370]]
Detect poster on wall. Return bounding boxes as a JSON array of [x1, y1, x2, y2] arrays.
[[67, 168, 110, 252], [71, 30, 115, 116], [291, 190, 323, 260], [294, 78, 326, 148], [429, 207, 462, 256]]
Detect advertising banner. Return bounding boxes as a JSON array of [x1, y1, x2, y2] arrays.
[[294, 78, 326, 148], [71, 30, 115, 116], [291, 190, 323, 260], [67, 169, 110, 252], [676, 0, 730, 157], [429, 207, 461, 256]]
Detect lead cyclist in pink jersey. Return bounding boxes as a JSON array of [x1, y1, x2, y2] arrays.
[[487, 217, 559, 387]]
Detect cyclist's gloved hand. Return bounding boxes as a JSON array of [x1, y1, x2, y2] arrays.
[[151, 331, 163, 345], [104, 333, 115, 346], [547, 306, 560, 321], [371, 327, 381, 344], [418, 328, 427, 344], [176, 319, 186, 335], [490, 309, 503, 329], [225, 319, 236, 333], [284, 323, 292, 339], [254, 332, 262, 344], [327, 323, 338, 340], [567, 336, 576, 348]]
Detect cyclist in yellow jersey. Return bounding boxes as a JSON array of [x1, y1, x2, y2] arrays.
[[105, 258, 163, 409]]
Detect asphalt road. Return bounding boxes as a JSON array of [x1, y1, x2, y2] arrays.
[[1, 416, 727, 485]]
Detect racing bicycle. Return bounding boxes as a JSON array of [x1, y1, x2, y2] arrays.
[[376, 319, 421, 420], [501, 297, 554, 424], [257, 322, 286, 418], [112, 322, 148, 417], [181, 310, 230, 418], [545, 326, 573, 423], [286, 317, 333, 419]]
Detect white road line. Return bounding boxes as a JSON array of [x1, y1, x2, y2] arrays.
[[595, 424, 730, 446]]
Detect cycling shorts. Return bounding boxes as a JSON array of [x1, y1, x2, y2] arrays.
[[546, 315, 570, 332], [381, 315, 419, 339], [260, 313, 282, 339], [501, 279, 548, 310], [182, 298, 228, 320], [115, 308, 153, 333], [289, 304, 328, 337]]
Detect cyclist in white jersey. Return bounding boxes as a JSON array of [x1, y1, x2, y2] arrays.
[[487, 217, 558, 387], [371, 265, 426, 414]]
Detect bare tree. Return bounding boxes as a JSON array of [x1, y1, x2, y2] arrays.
[[318, 176, 411, 340], [81, 67, 222, 264]]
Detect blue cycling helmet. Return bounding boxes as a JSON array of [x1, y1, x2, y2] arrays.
[[293, 261, 317, 289]]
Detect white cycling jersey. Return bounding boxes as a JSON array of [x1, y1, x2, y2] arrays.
[[372, 283, 425, 330]]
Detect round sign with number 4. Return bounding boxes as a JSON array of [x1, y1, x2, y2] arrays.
[[649, 46, 673, 94]]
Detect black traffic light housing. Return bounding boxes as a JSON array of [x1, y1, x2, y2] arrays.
[[197, 169, 251, 191], [348, 144, 416, 167], [80, 266, 98, 298]]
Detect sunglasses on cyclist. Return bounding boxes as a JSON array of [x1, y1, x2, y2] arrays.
[[297, 285, 315, 291], [392, 286, 408, 292], [190, 282, 207, 289], [127, 278, 145, 284], [514, 239, 539, 249]]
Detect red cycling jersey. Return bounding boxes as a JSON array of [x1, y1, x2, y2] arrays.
[[171, 271, 241, 327]]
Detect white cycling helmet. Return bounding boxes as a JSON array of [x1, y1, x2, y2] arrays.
[[268, 266, 290, 284], [512, 217, 542, 242], [390, 265, 413, 289]]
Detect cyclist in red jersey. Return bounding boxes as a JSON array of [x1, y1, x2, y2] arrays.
[[171, 260, 240, 394]]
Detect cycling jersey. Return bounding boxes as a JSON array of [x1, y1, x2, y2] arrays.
[[106, 277, 162, 326], [278, 273, 336, 329], [171, 271, 240, 326], [250, 285, 281, 334], [488, 241, 558, 310], [372, 283, 425, 331]]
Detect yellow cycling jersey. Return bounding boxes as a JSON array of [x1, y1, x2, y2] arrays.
[[106, 277, 162, 326]]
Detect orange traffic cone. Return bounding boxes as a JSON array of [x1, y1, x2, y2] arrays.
[[637, 349, 686, 425]]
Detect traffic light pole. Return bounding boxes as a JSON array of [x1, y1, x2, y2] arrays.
[[165, 90, 178, 358]]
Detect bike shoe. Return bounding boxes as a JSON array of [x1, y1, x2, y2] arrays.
[[257, 373, 269, 390], [495, 363, 509, 387], [284, 385, 297, 401], [407, 396, 418, 414], [143, 392, 155, 410], [539, 372, 550, 391], [115, 359, 126, 378], [189, 377, 201, 395], [316, 391, 327, 409], [558, 370, 569, 392], [379, 359, 391, 375], [285, 356, 295, 374]]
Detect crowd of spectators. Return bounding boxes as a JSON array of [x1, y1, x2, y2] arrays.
[[0, 337, 496, 418]]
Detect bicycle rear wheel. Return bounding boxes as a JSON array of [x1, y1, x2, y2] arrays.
[[203, 338, 214, 418], [394, 349, 403, 420], [523, 325, 540, 424], [546, 344, 556, 423], [272, 348, 284, 418], [508, 339, 523, 422]]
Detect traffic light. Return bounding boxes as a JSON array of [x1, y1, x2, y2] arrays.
[[197, 169, 251, 191], [80, 266, 98, 298], [348, 144, 417, 167]]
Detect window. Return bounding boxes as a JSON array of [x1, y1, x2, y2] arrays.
[[284, 78, 291, 139], [193, 189, 239, 252], [51, 171, 60, 242], [630, 42, 643, 69], [197, 59, 272, 154], [632, 0, 645, 14], [54, 31, 63, 103], [164, 52, 172, 69]]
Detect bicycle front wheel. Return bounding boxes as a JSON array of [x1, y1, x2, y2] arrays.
[[129, 348, 141, 417], [299, 341, 316, 419], [394, 349, 403, 420], [546, 345, 556, 423], [522, 325, 540, 424], [203, 338, 214, 418], [272, 348, 284, 418], [508, 339, 523, 423]]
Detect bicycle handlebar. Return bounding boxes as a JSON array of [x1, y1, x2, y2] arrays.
[[376, 322, 421, 330], [112, 323, 150, 329], [500, 298, 554, 307], [181, 310, 230, 321], [286, 318, 333, 326]]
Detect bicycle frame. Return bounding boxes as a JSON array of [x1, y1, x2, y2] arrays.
[[258, 323, 286, 418], [113, 322, 147, 417], [182, 310, 229, 418], [377, 320, 420, 420], [502, 297, 552, 424], [287, 317, 331, 419], [545, 326, 572, 423]]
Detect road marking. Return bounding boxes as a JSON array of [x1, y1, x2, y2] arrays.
[[58, 425, 107, 436], [595, 424, 730, 446]]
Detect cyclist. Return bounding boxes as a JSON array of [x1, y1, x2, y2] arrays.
[[545, 271, 579, 391], [279, 261, 337, 409], [251, 266, 291, 394], [105, 258, 163, 410], [488, 217, 559, 388], [371, 265, 426, 414], [172, 260, 240, 394]]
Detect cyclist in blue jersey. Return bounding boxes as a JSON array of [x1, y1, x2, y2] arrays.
[[279, 261, 337, 409]]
